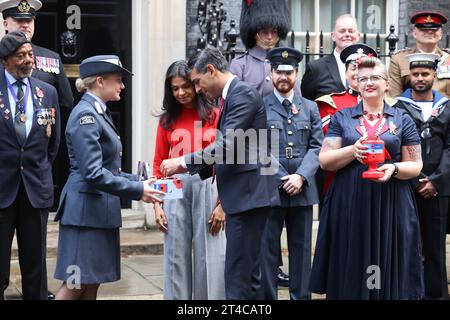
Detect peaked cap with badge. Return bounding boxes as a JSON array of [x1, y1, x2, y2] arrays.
[[339, 43, 378, 65], [410, 11, 448, 29], [266, 47, 303, 71], [0, 0, 42, 19]]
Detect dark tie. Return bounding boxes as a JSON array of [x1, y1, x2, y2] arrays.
[[105, 107, 113, 122], [282, 99, 292, 112], [219, 97, 225, 114], [14, 80, 27, 145]]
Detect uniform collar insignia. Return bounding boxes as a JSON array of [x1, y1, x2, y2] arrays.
[[94, 101, 104, 114]]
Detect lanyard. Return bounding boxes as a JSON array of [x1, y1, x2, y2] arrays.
[[5, 76, 31, 114]]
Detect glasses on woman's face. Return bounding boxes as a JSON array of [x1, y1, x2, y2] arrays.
[[357, 75, 386, 84]]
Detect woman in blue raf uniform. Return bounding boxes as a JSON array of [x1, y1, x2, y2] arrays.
[[310, 57, 425, 299], [53, 56, 163, 300]]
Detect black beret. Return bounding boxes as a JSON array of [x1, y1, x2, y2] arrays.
[[0, 30, 31, 59]]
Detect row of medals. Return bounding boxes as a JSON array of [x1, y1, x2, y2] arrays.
[[17, 112, 55, 126]]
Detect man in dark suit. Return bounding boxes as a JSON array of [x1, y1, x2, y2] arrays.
[[161, 47, 279, 300], [301, 14, 360, 101], [0, 31, 60, 300], [396, 53, 450, 300], [261, 47, 323, 300]]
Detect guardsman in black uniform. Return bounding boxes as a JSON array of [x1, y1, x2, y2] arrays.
[[0, 0, 73, 299], [396, 53, 450, 299], [0, 31, 60, 300], [261, 47, 323, 300]]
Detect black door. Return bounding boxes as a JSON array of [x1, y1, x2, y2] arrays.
[[33, 0, 133, 209]]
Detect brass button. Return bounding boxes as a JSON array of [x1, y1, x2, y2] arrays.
[[288, 120, 292, 125], [20, 166, 24, 171], [288, 131, 293, 135], [21, 148, 25, 152], [288, 142, 294, 147], [117, 136, 121, 140], [119, 152, 123, 157], [119, 168, 122, 173]]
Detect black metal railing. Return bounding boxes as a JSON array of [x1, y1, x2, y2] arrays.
[[195, 1, 450, 63]]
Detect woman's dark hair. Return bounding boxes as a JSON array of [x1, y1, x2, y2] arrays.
[[159, 60, 216, 130]]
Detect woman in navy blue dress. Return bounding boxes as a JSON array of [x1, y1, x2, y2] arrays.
[[310, 57, 424, 299]]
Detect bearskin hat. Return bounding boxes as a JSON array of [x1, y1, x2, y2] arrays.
[[239, 0, 291, 49]]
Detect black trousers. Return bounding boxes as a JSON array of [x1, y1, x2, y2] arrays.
[[261, 206, 313, 300], [0, 182, 49, 300], [225, 207, 269, 300], [416, 195, 449, 299]]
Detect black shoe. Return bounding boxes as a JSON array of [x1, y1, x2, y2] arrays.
[[48, 291, 55, 300], [277, 268, 289, 288]]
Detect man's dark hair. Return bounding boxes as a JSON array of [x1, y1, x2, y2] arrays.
[[187, 47, 229, 74]]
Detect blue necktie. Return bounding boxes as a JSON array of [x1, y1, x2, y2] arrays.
[[14, 80, 27, 145]]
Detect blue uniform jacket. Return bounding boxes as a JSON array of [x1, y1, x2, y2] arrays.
[[55, 93, 143, 229], [185, 78, 280, 215], [0, 68, 60, 209], [265, 92, 323, 207]]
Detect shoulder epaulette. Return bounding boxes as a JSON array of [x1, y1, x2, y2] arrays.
[[442, 48, 450, 54], [316, 94, 337, 109], [392, 47, 411, 55]]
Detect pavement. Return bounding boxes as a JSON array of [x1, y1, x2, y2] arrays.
[[4, 210, 450, 300]]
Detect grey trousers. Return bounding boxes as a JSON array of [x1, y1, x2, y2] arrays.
[[163, 174, 226, 300]]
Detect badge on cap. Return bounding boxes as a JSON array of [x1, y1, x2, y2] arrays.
[[18, 1, 31, 13]]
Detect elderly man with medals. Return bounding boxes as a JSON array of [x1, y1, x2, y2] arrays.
[[0, 31, 60, 300]]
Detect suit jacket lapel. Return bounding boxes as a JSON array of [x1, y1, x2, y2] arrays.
[[0, 70, 19, 143], [26, 78, 41, 142], [327, 55, 346, 91], [218, 78, 239, 130]]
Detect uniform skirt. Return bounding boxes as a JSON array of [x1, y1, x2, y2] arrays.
[[54, 224, 121, 284]]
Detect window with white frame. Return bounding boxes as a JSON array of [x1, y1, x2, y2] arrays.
[[289, 0, 399, 72]]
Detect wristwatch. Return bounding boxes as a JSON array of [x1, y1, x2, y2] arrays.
[[392, 163, 399, 177]]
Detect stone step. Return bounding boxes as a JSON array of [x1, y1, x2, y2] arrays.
[[11, 210, 164, 259]]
